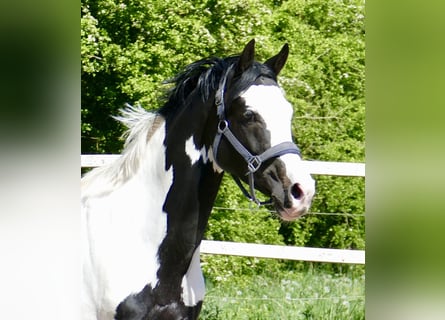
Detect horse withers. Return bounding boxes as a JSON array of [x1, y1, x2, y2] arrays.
[[81, 39, 315, 319]]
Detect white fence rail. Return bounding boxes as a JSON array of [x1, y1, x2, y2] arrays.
[[81, 154, 365, 177], [200, 240, 364, 264], [81, 154, 365, 264]]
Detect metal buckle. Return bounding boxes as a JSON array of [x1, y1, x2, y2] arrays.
[[217, 120, 228, 133], [247, 156, 262, 173]]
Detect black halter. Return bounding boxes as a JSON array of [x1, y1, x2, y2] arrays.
[[212, 66, 302, 205]]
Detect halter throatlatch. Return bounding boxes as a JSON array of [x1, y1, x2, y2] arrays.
[[212, 66, 302, 205]]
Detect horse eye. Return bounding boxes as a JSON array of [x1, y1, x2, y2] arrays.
[[243, 110, 255, 120]]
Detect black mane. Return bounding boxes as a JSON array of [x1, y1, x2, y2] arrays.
[[159, 55, 277, 117]]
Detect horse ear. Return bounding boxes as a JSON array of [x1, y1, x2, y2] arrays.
[[264, 43, 289, 75], [236, 39, 256, 74]]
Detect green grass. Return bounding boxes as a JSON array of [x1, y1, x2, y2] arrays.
[[200, 267, 365, 320]]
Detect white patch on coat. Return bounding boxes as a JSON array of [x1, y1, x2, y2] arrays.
[[181, 246, 205, 307], [185, 136, 201, 165], [81, 108, 172, 319], [241, 85, 315, 207], [241, 85, 294, 148]]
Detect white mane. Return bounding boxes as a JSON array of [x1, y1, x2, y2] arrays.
[[81, 104, 165, 198]]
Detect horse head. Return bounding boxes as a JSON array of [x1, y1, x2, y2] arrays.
[[211, 39, 315, 221]]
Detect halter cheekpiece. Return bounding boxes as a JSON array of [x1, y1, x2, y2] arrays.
[[212, 66, 302, 205]]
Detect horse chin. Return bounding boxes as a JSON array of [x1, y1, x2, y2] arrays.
[[274, 203, 308, 222]]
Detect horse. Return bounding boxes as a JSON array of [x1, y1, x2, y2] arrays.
[[81, 39, 315, 320]]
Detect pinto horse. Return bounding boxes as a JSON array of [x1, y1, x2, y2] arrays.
[[81, 39, 315, 320]]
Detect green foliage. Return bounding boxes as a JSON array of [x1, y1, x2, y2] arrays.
[[202, 176, 280, 280], [81, 0, 365, 277], [202, 175, 285, 282]]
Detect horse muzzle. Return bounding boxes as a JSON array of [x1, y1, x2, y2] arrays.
[[265, 157, 315, 221], [272, 184, 314, 221]]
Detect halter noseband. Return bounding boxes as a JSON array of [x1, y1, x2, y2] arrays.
[[212, 66, 302, 205]]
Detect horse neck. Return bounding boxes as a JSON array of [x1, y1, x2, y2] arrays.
[[161, 96, 223, 246]]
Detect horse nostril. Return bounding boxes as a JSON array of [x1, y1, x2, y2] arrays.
[[291, 183, 303, 200]]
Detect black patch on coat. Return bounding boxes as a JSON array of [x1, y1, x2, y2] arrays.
[[115, 285, 203, 320]]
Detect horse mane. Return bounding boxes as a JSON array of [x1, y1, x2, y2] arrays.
[[159, 55, 276, 118], [159, 56, 235, 118], [81, 104, 164, 198]]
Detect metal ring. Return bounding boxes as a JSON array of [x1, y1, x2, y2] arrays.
[[217, 120, 228, 133], [247, 156, 262, 173]]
